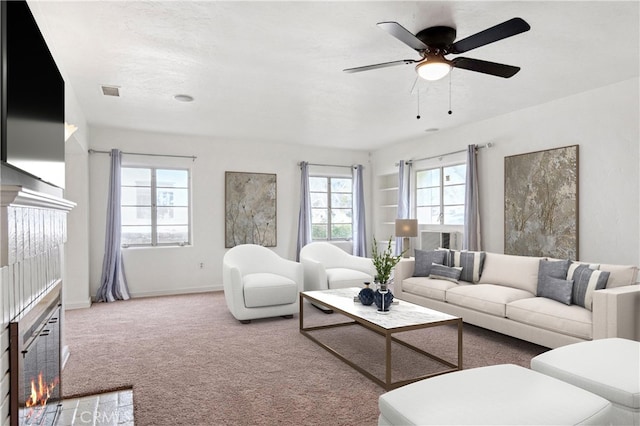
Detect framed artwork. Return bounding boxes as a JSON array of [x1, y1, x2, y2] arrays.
[[225, 171, 277, 248], [504, 145, 578, 259]]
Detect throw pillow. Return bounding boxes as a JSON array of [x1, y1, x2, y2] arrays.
[[413, 249, 447, 277], [572, 264, 610, 310], [429, 264, 463, 283], [567, 262, 600, 280], [537, 259, 571, 296], [538, 276, 574, 305], [449, 250, 486, 283]]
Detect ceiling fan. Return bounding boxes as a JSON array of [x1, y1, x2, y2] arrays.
[[344, 18, 530, 81]]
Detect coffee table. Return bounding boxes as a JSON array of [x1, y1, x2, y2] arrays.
[[299, 288, 463, 390]]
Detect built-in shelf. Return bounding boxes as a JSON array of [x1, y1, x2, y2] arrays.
[[376, 173, 400, 245]]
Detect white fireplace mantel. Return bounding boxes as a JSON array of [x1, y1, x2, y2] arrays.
[[1, 186, 76, 268], [1, 185, 76, 211]]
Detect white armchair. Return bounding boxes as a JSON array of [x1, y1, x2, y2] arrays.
[[222, 244, 303, 324], [299, 242, 375, 291]]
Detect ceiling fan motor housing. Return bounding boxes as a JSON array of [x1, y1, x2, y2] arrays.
[[415, 26, 457, 51]]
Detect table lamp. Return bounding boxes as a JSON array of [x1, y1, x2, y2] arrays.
[[395, 219, 418, 258]]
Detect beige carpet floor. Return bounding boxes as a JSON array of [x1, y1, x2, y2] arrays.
[[61, 291, 547, 425]]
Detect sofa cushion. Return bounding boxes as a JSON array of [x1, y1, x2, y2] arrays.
[[572, 265, 610, 310], [531, 338, 640, 410], [243, 273, 298, 308], [598, 263, 638, 288], [538, 276, 574, 305], [450, 250, 486, 283], [378, 364, 612, 426], [446, 284, 534, 317], [326, 268, 372, 289], [402, 277, 458, 302], [506, 297, 593, 340], [478, 252, 542, 294], [413, 249, 446, 277], [537, 259, 571, 295], [430, 264, 463, 283]]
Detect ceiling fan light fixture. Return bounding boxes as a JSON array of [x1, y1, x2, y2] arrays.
[[415, 56, 451, 81]]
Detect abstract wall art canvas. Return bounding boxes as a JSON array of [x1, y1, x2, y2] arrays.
[[225, 171, 277, 247], [504, 145, 578, 259]]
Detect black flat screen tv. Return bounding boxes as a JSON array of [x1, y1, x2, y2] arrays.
[[1, 0, 65, 190]]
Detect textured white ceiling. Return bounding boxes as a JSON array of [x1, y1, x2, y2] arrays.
[[29, 1, 640, 151]]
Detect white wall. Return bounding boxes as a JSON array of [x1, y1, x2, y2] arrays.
[[66, 77, 639, 302], [372, 78, 640, 265], [64, 83, 91, 309], [84, 127, 371, 298]]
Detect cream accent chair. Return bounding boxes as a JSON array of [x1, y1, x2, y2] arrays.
[[222, 244, 303, 324], [299, 242, 375, 292]]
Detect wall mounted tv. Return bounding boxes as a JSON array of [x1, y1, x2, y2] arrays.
[[1, 0, 65, 189]]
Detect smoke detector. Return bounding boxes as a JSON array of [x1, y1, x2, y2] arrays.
[[174, 94, 194, 102]]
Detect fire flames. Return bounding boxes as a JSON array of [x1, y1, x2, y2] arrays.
[[25, 372, 59, 422]]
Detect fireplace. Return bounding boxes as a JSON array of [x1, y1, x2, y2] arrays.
[[10, 281, 63, 426]]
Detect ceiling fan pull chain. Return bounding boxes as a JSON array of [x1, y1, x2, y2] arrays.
[[416, 89, 421, 120], [448, 71, 453, 115]]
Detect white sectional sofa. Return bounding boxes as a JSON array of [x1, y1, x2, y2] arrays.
[[394, 251, 639, 348]]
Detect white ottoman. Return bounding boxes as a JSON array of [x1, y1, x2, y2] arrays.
[[378, 364, 611, 425], [531, 338, 640, 426]]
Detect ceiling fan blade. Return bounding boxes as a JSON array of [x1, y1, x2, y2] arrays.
[[377, 21, 429, 51], [343, 59, 419, 73], [452, 57, 521, 78], [450, 18, 530, 54]]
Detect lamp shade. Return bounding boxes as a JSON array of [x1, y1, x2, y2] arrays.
[[395, 219, 418, 237]]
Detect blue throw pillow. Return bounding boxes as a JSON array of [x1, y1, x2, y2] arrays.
[[538, 276, 574, 305], [429, 264, 463, 283], [572, 264, 610, 310], [450, 250, 486, 283], [413, 249, 446, 277], [537, 259, 571, 296]]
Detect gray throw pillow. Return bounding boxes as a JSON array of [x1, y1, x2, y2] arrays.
[[450, 250, 486, 283], [538, 276, 574, 305], [429, 264, 463, 283], [572, 264, 610, 310], [413, 249, 446, 277], [537, 259, 571, 296]]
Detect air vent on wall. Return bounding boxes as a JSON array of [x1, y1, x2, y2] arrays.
[[101, 85, 120, 97]]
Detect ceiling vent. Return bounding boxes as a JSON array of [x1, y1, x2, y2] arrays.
[[101, 85, 120, 97]]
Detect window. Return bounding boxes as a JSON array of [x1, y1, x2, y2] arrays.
[[309, 176, 353, 240], [121, 167, 191, 246], [416, 164, 466, 225]]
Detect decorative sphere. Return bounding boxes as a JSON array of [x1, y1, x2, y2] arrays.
[[358, 287, 375, 306]]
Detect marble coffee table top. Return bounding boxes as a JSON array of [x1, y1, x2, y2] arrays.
[[302, 287, 459, 330]]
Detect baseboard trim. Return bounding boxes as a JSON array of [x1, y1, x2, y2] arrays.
[[65, 298, 92, 310], [127, 285, 221, 299]]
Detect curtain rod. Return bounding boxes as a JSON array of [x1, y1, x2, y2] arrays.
[[299, 161, 358, 169], [88, 149, 197, 161], [396, 143, 493, 166]]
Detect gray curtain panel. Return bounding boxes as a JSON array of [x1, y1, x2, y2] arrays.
[[352, 165, 367, 257], [463, 145, 482, 251], [296, 161, 312, 261], [96, 148, 131, 302], [395, 160, 412, 255]]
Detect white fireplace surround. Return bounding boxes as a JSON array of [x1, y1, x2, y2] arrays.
[[0, 185, 75, 425]]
